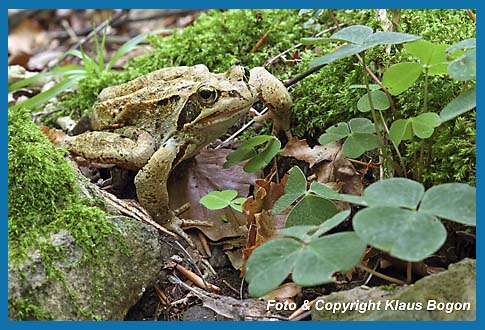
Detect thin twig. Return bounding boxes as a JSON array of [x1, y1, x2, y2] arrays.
[[222, 280, 240, 295], [215, 107, 267, 149], [362, 262, 379, 286], [265, 23, 346, 67], [173, 240, 210, 291]]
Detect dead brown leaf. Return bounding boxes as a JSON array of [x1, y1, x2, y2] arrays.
[[315, 147, 364, 196], [8, 18, 47, 66], [262, 282, 302, 301], [280, 137, 340, 168], [39, 126, 67, 146], [167, 148, 259, 241], [281, 138, 364, 199], [240, 177, 287, 275]]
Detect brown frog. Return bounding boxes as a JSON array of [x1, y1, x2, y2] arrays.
[[67, 64, 291, 246]]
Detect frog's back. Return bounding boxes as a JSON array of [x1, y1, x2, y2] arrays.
[[90, 65, 211, 131]]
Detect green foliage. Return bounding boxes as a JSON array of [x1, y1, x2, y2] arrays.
[[272, 167, 338, 226], [389, 112, 441, 146], [318, 118, 379, 158], [354, 207, 447, 262], [245, 211, 366, 297], [438, 38, 476, 123], [199, 190, 246, 212], [9, 298, 55, 320], [382, 62, 423, 95], [350, 178, 475, 261], [291, 10, 475, 185], [8, 107, 121, 319], [8, 108, 78, 223], [9, 68, 87, 113], [273, 166, 307, 213], [302, 24, 420, 67], [249, 165, 476, 295], [382, 40, 450, 96], [446, 38, 476, 80], [357, 90, 390, 112], [425, 114, 475, 185], [306, 177, 476, 261], [10, 28, 164, 117], [440, 87, 476, 123], [224, 135, 281, 173]]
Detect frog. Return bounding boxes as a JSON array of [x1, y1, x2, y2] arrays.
[[67, 64, 291, 247]]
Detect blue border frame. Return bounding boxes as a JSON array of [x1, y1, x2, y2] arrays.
[[4, 1, 481, 329]]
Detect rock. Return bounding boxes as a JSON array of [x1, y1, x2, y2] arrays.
[[312, 258, 476, 320], [183, 305, 227, 321], [8, 216, 175, 320]]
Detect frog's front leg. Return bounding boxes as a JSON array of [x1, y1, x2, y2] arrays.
[[249, 67, 292, 139], [66, 129, 156, 169], [134, 138, 212, 248]]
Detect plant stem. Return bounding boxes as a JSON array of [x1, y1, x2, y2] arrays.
[[411, 136, 417, 179], [423, 67, 429, 113], [417, 67, 430, 182], [406, 262, 413, 284], [361, 53, 392, 177], [379, 110, 407, 177], [355, 53, 399, 120], [358, 264, 406, 286], [418, 141, 425, 182]]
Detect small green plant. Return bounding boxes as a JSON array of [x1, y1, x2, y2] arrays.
[[317, 118, 379, 158], [199, 190, 246, 213], [8, 27, 168, 112], [389, 112, 442, 146], [223, 135, 281, 173], [272, 166, 338, 227], [440, 38, 476, 122], [245, 210, 366, 297]]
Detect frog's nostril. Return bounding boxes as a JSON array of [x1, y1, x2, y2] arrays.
[[228, 90, 240, 98]]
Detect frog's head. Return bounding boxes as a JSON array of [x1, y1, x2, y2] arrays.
[[179, 66, 256, 135]]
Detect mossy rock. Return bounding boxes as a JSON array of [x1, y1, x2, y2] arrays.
[[311, 258, 476, 320], [8, 107, 169, 319]]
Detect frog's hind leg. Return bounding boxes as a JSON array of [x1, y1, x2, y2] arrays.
[[67, 130, 156, 170], [134, 138, 212, 248]]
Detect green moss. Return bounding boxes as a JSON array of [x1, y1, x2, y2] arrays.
[[8, 107, 122, 319], [126, 9, 306, 75], [378, 284, 398, 292], [9, 299, 55, 320]]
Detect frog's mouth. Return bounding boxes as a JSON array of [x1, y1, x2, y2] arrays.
[[193, 106, 248, 126]]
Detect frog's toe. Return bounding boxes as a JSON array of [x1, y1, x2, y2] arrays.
[[166, 218, 213, 248], [166, 218, 195, 248]]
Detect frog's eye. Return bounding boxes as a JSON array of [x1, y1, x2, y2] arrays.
[[243, 67, 250, 84], [197, 85, 219, 105]]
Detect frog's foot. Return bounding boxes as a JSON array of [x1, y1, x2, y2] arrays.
[[166, 215, 213, 248]]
